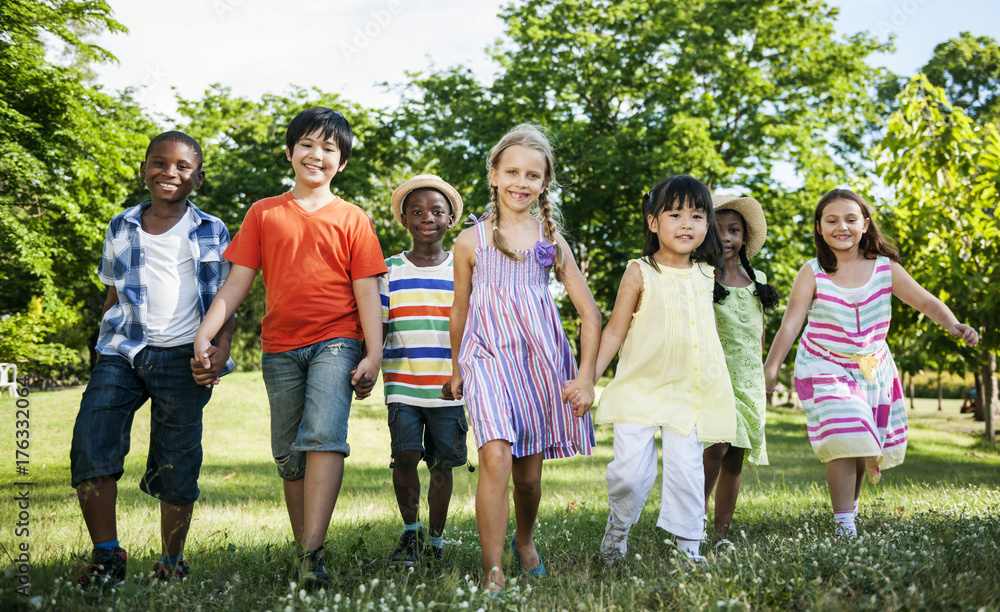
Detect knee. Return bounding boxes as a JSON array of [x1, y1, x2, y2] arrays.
[[513, 474, 541, 497], [704, 443, 728, 464], [393, 451, 422, 473]]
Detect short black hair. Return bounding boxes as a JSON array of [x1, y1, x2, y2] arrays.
[[285, 107, 353, 162], [146, 131, 204, 170], [402, 187, 453, 216]]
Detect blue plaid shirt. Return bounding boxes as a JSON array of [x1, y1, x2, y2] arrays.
[[95, 199, 235, 375]]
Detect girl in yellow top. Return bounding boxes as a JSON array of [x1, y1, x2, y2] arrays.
[[594, 175, 736, 566]]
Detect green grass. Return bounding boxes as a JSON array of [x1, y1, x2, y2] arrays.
[[1, 374, 998, 610]]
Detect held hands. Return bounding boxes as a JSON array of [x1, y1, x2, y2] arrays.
[[763, 364, 779, 396], [441, 374, 463, 401], [190, 341, 225, 387], [351, 356, 380, 400], [949, 323, 980, 348], [562, 378, 595, 417]]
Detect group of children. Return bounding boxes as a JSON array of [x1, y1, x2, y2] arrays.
[[70, 107, 980, 592]]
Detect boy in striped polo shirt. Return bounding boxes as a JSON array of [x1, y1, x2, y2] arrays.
[[380, 175, 467, 565]]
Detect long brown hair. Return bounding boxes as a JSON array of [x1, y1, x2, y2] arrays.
[[487, 124, 566, 281], [813, 188, 900, 273]]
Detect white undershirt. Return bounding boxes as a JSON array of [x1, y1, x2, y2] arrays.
[[140, 218, 200, 347]]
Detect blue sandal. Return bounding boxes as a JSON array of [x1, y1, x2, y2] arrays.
[[509, 533, 547, 577]]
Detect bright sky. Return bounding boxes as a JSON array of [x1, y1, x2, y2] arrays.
[[91, 0, 1000, 121]]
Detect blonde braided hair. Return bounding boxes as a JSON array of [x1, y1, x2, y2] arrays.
[[487, 124, 566, 281]]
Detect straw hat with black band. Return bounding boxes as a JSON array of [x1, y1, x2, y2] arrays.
[[390, 174, 464, 227], [711, 194, 767, 258]]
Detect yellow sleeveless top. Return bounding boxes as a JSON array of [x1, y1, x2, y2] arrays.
[[595, 259, 736, 443]]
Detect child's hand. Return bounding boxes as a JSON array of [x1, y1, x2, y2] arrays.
[[442, 374, 463, 400], [763, 364, 778, 395], [190, 345, 224, 387], [562, 379, 595, 417], [350, 366, 376, 400], [950, 323, 980, 348], [193, 335, 213, 371]]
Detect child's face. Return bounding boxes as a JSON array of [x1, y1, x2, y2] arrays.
[[716, 210, 745, 264], [817, 198, 870, 253], [285, 129, 347, 189], [489, 145, 548, 215], [140, 140, 204, 206], [402, 189, 453, 247], [647, 200, 708, 258]]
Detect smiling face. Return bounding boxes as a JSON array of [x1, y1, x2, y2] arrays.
[[285, 128, 347, 189], [489, 144, 548, 215], [140, 140, 204, 206], [402, 188, 453, 247], [716, 209, 745, 265], [816, 198, 870, 253], [647, 198, 708, 260]]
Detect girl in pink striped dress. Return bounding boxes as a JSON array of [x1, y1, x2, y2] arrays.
[[446, 125, 601, 593], [764, 189, 978, 537]]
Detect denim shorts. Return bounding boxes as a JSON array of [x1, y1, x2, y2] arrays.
[[70, 345, 212, 506], [388, 403, 469, 469], [262, 337, 361, 481]]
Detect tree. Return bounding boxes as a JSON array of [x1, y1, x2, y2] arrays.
[[875, 74, 1000, 439], [921, 32, 1000, 125], [392, 0, 894, 361], [0, 0, 157, 383]]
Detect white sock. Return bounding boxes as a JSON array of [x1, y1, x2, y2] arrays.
[[676, 538, 701, 559], [834, 511, 857, 538], [853, 499, 860, 517]]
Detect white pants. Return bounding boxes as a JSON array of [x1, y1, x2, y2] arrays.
[[606, 423, 706, 540]]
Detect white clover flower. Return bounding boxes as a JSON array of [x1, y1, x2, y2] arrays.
[[335, 594, 342, 603], [360, 584, 367, 594], [635, 554, 642, 561]]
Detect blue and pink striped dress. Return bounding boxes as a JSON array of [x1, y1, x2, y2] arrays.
[[793, 256, 906, 482], [458, 217, 595, 459]]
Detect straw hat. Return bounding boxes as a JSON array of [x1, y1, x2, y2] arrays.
[[712, 194, 767, 258], [390, 174, 463, 226]]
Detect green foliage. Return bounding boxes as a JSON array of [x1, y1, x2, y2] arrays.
[[921, 32, 1000, 125]]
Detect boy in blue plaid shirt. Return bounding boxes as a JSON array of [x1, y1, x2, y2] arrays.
[[71, 131, 235, 588]]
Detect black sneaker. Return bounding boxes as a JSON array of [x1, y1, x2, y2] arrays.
[[423, 543, 443, 563], [77, 546, 128, 588], [297, 546, 329, 590], [147, 559, 190, 584], [390, 529, 424, 566]]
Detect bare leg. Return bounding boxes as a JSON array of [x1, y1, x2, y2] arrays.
[[283, 479, 304, 545], [77, 477, 118, 545], [427, 464, 454, 537], [712, 446, 744, 540], [392, 451, 423, 525], [702, 443, 728, 516], [511, 453, 543, 570], [476, 440, 512, 589], [160, 502, 193, 558], [853, 457, 865, 505], [301, 451, 345, 552], [826, 457, 865, 512]]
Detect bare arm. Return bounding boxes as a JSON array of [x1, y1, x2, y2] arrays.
[[555, 234, 602, 416], [445, 229, 476, 400], [101, 286, 119, 317], [352, 275, 384, 386], [191, 314, 235, 386], [891, 261, 979, 347], [594, 263, 643, 378], [762, 264, 815, 393], [193, 264, 257, 366]]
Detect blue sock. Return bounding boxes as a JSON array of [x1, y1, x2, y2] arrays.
[[403, 521, 423, 532], [94, 540, 119, 550], [429, 534, 444, 548], [160, 555, 183, 567]]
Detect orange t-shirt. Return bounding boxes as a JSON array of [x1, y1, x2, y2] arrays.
[[225, 192, 387, 352]]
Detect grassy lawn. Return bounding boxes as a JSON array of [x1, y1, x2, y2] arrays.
[[2, 373, 998, 610]]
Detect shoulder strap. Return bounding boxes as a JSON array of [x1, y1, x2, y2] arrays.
[[471, 213, 487, 247]]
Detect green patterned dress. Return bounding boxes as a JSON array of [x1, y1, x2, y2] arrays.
[[712, 271, 768, 465]]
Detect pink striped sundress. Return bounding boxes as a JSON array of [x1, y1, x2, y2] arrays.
[[793, 256, 906, 482], [458, 216, 595, 459]]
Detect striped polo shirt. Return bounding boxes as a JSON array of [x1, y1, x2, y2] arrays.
[[379, 252, 462, 407]]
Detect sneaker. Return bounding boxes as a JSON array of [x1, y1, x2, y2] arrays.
[[423, 543, 443, 563], [297, 546, 330, 590], [600, 517, 630, 566], [77, 546, 128, 588], [390, 529, 424, 567], [147, 559, 190, 584]]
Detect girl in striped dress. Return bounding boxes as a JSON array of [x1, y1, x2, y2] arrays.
[[763, 189, 979, 537], [447, 125, 601, 593]]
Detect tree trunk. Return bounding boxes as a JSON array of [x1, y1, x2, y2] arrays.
[[909, 374, 916, 411], [982, 349, 997, 443], [975, 370, 985, 422], [937, 370, 943, 411]]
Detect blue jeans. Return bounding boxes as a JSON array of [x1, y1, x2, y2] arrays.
[[388, 403, 469, 469], [262, 337, 361, 481], [70, 345, 212, 506]]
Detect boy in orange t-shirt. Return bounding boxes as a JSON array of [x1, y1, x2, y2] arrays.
[[193, 107, 386, 589]]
